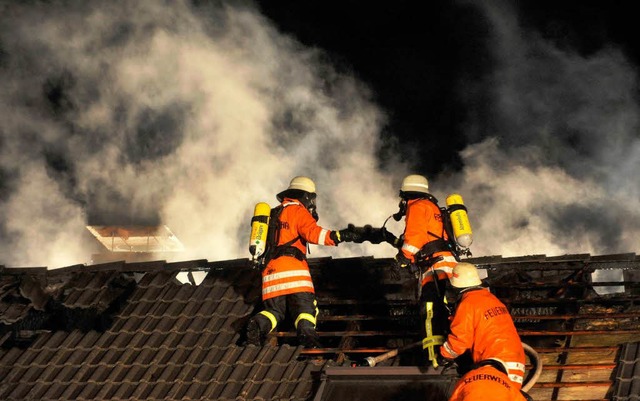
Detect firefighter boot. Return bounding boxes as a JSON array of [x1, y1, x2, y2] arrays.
[[297, 320, 322, 348], [246, 316, 269, 346]]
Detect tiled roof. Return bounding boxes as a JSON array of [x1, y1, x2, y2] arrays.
[[0, 253, 639, 401], [0, 259, 327, 401], [612, 342, 640, 401]]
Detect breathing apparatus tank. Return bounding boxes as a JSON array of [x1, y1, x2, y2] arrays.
[[249, 202, 271, 261], [445, 193, 473, 249]]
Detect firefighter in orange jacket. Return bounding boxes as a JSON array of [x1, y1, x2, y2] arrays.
[[440, 262, 526, 390], [246, 176, 359, 348], [448, 364, 529, 401], [388, 174, 458, 367]]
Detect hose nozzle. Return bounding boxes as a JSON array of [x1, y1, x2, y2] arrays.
[[364, 357, 377, 367]]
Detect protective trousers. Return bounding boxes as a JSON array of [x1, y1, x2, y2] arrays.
[[247, 292, 320, 348], [420, 277, 449, 367]]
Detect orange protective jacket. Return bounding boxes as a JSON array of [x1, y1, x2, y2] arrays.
[[261, 199, 337, 301], [401, 197, 457, 286], [441, 288, 526, 389], [448, 365, 527, 401]]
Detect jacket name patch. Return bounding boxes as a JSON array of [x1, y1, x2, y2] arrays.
[[463, 373, 511, 389], [483, 306, 509, 320]]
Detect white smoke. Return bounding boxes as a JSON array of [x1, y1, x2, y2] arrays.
[[0, 0, 638, 269], [436, 1, 640, 257], [0, 0, 400, 268]]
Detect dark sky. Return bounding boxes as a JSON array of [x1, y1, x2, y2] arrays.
[[255, 0, 640, 176]]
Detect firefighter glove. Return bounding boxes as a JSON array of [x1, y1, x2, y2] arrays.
[[394, 251, 411, 269], [349, 224, 369, 243], [331, 226, 359, 244], [362, 226, 393, 245], [381, 228, 399, 247], [390, 251, 411, 280], [344, 224, 389, 244], [436, 353, 454, 370]]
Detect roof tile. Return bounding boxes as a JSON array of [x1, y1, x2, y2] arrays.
[[612, 341, 640, 401], [1, 253, 639, 400]]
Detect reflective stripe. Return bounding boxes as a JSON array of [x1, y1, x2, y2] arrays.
[[420, 255, 457, 283], [402, 243, 420, 255], [424, 302, 434, 350], [421, 267, 453, 282], [295, 312, 317, 328], [410, 182, 429, 191], [258, 310, 278, 332], [442, 341, 459, 358], [505, 361, 526, 372], [262, 280, 314, 296], [318, 228, 329, 245], [426, 265, 454, 274], [440, 255, 458, 263], [282, 201, 300, 207], [489, 358, 524, 384], [424, 302, 441, 368], [263, 269, 311, 283], [422, 335, 444, 349]]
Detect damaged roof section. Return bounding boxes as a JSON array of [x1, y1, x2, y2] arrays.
[[0, 253, 638, 401]]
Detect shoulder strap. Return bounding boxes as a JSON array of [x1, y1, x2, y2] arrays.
[[262, 204, 305, 265], [417, 205, 461, 262], [260, 206, 283, 266]]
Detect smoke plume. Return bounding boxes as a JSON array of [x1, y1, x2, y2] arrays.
[[0, 0, 638, 269], [0, 0, 398, 267], [441, 1, 640, 257]]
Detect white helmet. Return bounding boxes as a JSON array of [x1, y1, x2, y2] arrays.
[[287, 176, 316, 193], [401, 174, 429, 194], [450, 262, 482, 288]]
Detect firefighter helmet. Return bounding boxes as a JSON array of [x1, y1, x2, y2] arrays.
[[450, 262, 482, 288], [400, 174, 429, 194], [277, 176, 317, 204], [287, 176, 316, 193]]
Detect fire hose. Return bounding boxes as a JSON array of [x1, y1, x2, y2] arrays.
[[360, 341, 543, 391], [521, 342, 542, 392], [361, 339, 424, 368]]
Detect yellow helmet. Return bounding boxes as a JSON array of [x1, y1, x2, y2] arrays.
[[400, 174, 429, 194], [450, 262, 482, 288], [287, 176, 316, 193]]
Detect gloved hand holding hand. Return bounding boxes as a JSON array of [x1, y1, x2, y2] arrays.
[[348, 224, 376, 243], [352, 224, 369, 244], [331, 225, 360, 244], [363, 225, 394, 245]]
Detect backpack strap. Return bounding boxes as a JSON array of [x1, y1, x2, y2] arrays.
[[271, 240, 306, 261], [262, 204, 305, 265], [415, 200, 461, 261]]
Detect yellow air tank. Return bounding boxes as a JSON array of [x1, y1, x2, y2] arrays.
[[249, 202, 271, 260], [445, 194, 473, 249]]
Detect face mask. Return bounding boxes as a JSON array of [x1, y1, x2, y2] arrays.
[[393, 198, 407, 221], [302, 192, 318, 221]]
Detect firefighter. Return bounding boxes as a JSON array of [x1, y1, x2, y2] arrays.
[[448, 363, 530, 401], [440, 262, 527, 390], [387, 174, 458, 367], [246, 176, 360, 348]]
